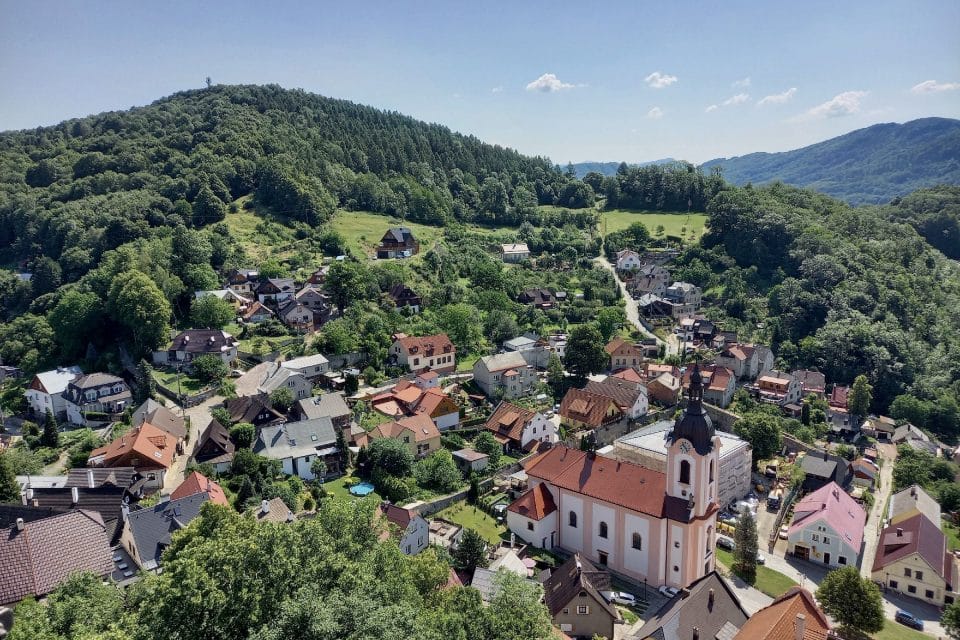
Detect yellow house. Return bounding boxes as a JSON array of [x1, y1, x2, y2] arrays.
[[369, 413, 441, 458], [871, 514, 958, 607]]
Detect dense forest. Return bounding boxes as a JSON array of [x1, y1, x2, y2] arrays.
[[700, 117, 960, 205]]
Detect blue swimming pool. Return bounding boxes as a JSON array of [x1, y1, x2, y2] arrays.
[[349, 481, 376, 496]]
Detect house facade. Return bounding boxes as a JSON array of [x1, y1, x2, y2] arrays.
[[872, 513, 958, 607], [755, 371, 802, 406], [473, 351, 537, 399], [605, 337, 644, 371], [253, 418, 340, 481], [501, 243, 530, 263], [87, 422, 174, 489], [507, 366, 721, 589], [787, 482, 866, 569], [368, 414, 441, 458], [542, 554, 621, 640], [377, 227, 419, 259], [277, 300, 314, 332], [63, 373, 132, 425], [281, 354, 330, 381], [153, 329, 239, 368], [386, 283, 422, 313], [615, 249, 642, 272], [258, 366, 313, 402], [390, 333, 456, 374], [483, 401, 557, 453], [379, 503, 429, 555], [25, 366, 83, 420], [256, 278, 296, 305]]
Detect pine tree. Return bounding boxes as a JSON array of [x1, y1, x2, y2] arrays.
[[848, 374, 873, 418], [135, 358, 156, 404], [732, 510, 758, 584], [452, 528, 489, 574], [41, 410, 59, 448], [235, 476, 256, 510]]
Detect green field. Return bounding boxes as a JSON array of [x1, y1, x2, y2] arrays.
[[715, 548, 798, 599], [873, 622, 932, 640], [152, 369, 206, 394], [600, 209, 708, 242], [331, 211, 445, 260], [435, 501, 508, 544], [223, 198, 300, 262], [324, 474, 383, 502]]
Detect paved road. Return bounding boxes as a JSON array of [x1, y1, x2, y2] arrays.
[[161, 394, 224, 493], [593, 256, 664, 347], [860, 443, 896, 580]]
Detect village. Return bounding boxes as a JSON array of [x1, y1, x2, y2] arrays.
[[1, 223, 957, 640]]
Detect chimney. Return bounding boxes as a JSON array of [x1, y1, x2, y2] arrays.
[[896, 528, 903, 537], [708, 588, 715, 608], [794, 613, 806, 640], [25, 487, 33, 502], [71, 486, 79, 505], [87, 468, 95, 488], [15, 518, 24, 532], [261, 499, 270, 514], [910, 486, 916, 497]]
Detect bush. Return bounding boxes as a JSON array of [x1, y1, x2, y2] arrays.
[[192, 354, 228, 384]]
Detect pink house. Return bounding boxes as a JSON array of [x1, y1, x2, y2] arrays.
[[506, 364, 721, 589], [786, 481, 865, 568]]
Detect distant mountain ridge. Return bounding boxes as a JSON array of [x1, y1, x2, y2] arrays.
[[700, 117, 960, 205], [570, 158, 675, 178]]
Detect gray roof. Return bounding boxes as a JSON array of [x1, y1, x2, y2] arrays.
[[631, 572, 748, 640], [476, 351, 529, 374], [126, 493, 210, 570], [32, 366, 83, 395], [296, 393, 351, 421], [800, 454, 837, 479], [65, 467, 138, 490], [616, 420, 749, 462], [258, 367, 306, 395], [888, 484, 941, 526], [253, 418, 337, 460]]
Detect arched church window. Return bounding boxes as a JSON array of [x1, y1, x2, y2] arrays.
[[680, 460, 691, 484]]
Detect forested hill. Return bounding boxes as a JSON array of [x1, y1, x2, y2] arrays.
[[0, 83, 594, 267], [570, 158, 675, 178], [700, 117, 960, 205]]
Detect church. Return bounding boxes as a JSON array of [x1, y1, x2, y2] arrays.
[[505, 364, 720, 588]]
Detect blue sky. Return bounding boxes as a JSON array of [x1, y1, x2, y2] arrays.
[[2, 1, 959, 163]]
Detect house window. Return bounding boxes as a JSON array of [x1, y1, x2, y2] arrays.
[[598, 551, 608, 566], [674, 541, 680, 549], [577, 605, 589, 615], [527, 522, 534, 531], [926, 590, 935, 599], [915, 570, 923, 580], [599, 522, 608, 539], [680, 460, 691, 485], [569, 511, 577, 528], [632, 533, 642, 550], [908, 585, 917, 594], [562, 608, 569, 615], [889, 580, 898, 589], [904, 568, 912, 578], [822, 536, 830, 544], [811, 534, 820, 542], [838, 556, 846, 565]]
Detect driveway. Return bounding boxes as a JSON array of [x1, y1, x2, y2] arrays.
[[860, 443, 897, 580], [160, 394, 224, 493], [593, 256, 664, 347]]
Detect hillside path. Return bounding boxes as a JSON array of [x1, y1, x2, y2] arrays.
[[593, 256, 665, 347]]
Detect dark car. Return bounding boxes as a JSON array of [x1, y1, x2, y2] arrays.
[[894, 610, 924, 631]]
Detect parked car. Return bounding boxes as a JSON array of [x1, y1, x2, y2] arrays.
[[894, 610, 924, 631], [756, 552, 766, 565], [716, 535, 736, 550], [778, 525, 789, 540], [605, 591, 637, 606], [658, 585, 680, 599]]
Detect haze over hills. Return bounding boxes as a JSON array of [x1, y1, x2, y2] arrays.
[[700, 117, 960, 205]]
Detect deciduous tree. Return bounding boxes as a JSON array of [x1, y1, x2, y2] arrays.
[[816, 566, 884, 636]]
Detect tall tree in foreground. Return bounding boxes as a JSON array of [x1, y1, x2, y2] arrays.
[[732, 510, 759, 584], [0, 452, 19, 502], [816, 566, 884, 637], [943, 600, 960, 640], [564, 324, 607, 378], [848, 374, 873, 419], [453, 528, 489, 575]]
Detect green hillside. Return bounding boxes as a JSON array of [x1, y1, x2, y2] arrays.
[[701, 117, 960, 205]]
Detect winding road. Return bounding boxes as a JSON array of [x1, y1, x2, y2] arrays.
[[594, 256, 676, 354]]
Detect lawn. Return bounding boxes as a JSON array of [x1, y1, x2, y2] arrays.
[[223, 198, 301, 262], [600, 209, 708, 243], [944, 519, 960, 551], [330, 210, 445, 260], [715, 548, 798, 599], [872, 622, 932, 640], [435, 501, 507, 544], [323, 474, 383, 502], [151, 368, 207, 395]]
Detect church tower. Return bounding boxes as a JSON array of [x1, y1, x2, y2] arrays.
[[666, 362, 721, 518]]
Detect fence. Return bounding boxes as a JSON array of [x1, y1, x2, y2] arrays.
[[767, 483, 799, 552]]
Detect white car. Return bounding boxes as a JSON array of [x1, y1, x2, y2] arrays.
[[658, 585, 680, 599], [606, 591, 637, 606]]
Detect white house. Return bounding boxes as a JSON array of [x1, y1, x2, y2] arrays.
[[615, 250, 643, 272], [473, 352, 537, 399], [787, 482, 866, 569], [252, 418, 341, 480], [380, 503, 429, 555], [483, 401, 558, 453], [258, 366, 313, 402], [390, 333, 456, 374], [25, 366, 82, 420], [153, 329, 239, 368], [501, 243, 531, 263], [280, 354, 330, 382]]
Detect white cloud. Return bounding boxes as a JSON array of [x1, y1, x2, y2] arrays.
[[910, 80, 960, 94], [758, 87, 798, 106], [722, 93, 750, 106], [525, 73, 575, 92], [647, 106, 664, 119], [732, 77, 751, 88], [705, 104, 719, 113], [802, 91, 868, 119], [491, 86, 504, 94], [645, 71, 678, 88]]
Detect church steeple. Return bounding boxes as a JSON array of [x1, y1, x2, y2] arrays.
[[667, 361, 716, 455]]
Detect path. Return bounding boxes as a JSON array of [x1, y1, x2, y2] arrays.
[[593, 256, 665, 347], [160, 393, 224, 493], [860, 443, 896, 581]]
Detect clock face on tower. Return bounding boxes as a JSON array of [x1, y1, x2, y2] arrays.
[[678, 440, 691, 454]]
